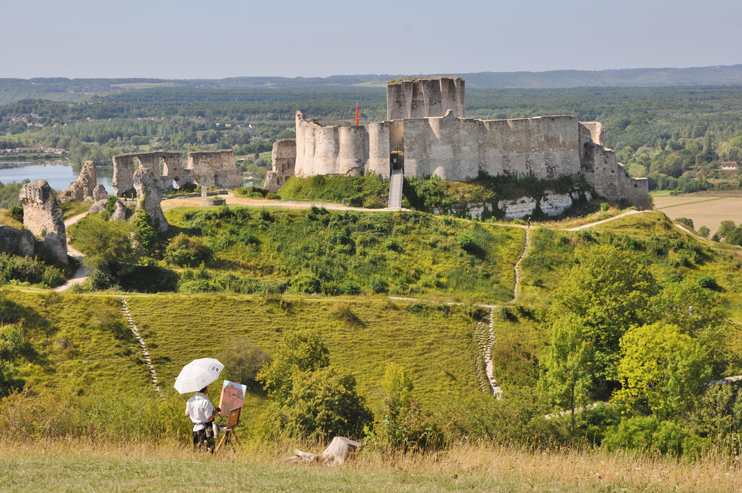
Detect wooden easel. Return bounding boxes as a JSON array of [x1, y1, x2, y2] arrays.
[[214, 407, 242, 453]]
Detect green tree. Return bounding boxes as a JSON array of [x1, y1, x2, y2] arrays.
[[216, 338, 270, 391], [554, 244, 657, 388], [614, 323, 712, 420], [257, 331, 330, 404], [131, 210, 158, 252], [258, 331, 371, 438], [540, 315, 592, 434], [280, 366, 373, 439], [652, 280, 724, 335], [69, 214, 136, 279]]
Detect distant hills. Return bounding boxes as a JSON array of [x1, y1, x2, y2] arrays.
[[1, 64, 742, 104]]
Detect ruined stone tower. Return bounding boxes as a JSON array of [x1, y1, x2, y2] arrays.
[[386, 76, 466, 120]]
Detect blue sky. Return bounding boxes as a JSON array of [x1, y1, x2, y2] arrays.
[[2, 0, 740, 79]]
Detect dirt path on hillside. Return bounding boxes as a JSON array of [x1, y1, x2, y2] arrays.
[[54, 211, 90, 292]]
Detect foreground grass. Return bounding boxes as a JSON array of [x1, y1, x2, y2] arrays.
[[2, 440, 740, 492]]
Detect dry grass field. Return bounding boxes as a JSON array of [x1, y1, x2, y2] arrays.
[[652, 191, 742, 234], [3, 440, 742, 493]]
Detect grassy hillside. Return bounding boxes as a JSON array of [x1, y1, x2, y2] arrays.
[[161, 206, 526, 304], [3, 291, 482, 414], [2, 292, 154, 396], [127, 295, 481, 413]]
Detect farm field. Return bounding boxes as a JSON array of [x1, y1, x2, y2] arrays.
[[652, 191, 742, 234]]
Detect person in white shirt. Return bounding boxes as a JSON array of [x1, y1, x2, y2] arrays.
[[185, 386, 219, 450]]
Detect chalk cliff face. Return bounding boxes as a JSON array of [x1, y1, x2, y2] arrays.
[[276, 76, 649, 210], [19, 179, 67, 263]]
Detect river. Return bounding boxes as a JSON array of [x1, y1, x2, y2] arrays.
[[0, 161, 114, 194]]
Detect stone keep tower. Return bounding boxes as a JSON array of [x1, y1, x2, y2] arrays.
[[386, 76, 465, 120]]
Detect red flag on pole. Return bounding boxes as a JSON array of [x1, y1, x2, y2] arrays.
[[356, 102, 359, 126]]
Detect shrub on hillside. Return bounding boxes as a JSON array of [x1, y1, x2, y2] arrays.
[[0, 253, 65, 288], [217, 338, 270, 391], [69, 214, 137, 279], [165, 233, 212, 267], [697, 274, 718, 290], [258, 332, 372, 439], [602, 416, 690, 456], [8, 206, 23, 223], [676, 217, 694, 229], [233, 186, 268, 198]]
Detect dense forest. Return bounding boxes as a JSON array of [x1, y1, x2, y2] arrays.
[[1, 85, 741, 192]]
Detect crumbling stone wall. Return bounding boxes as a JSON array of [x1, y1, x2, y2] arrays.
[[579, 123, 649, 209], [387, 76, 466, 120], [112, 151, 242, 197], [187, 151, 242, 192], [264, 139, 297, 192], [112, 152, 183, 196], [59, 161, 97, 203], [19, 180, 67, 263], [402, 112, 582, 181]]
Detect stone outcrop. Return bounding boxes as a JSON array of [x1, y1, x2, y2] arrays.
[[89, 199, 108, 215], [59, 161, 97, 203], [112, 151, 242, 197], [92, 184, 108, 202], [263, 139, 297, 192], [0, 226, 34, 257], [432, 190, 594, 220], [19, 180, 67, 263], [133, 168, 169, 233], [110, 200, 129, 221]]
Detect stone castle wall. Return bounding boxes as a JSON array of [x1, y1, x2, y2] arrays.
[[387, 77, 466, 120], [402, 112, 583, 182], [187, 151, 242, 190], [273, 76, 649, 210], [295, 111, 392, 178]]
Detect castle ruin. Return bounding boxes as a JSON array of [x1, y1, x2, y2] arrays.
[[112, 150, 242, 196], [264, 76, 649, 213]]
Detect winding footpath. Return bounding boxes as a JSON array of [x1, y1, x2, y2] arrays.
[[54, 211, 91, 292]]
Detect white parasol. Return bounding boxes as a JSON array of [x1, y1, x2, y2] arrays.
[[173, 358, 224, 394]]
